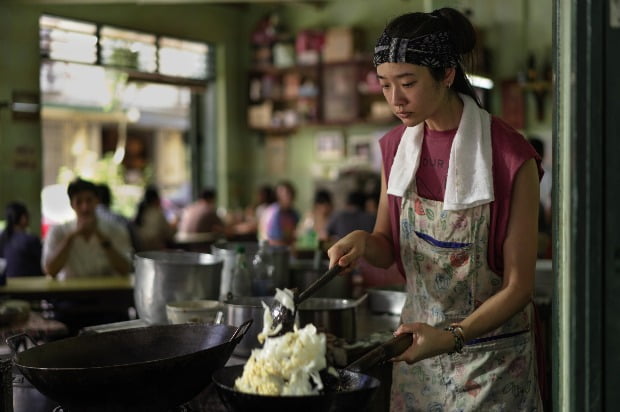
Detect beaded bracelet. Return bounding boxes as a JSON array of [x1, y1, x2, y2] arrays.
[[444, 325, 465, 354], [449, 323, 465, 342]]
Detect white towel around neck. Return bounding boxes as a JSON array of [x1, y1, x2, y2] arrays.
[[386, 93, 494, 211]]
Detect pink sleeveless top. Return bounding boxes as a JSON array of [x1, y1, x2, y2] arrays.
[[379, 117, 542, 277]]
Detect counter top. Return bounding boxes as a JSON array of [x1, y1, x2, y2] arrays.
[[0, 275, 134, 297], [0, 276, 136, 334]]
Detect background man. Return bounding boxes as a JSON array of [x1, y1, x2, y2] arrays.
[[43, 178, 132, 280]]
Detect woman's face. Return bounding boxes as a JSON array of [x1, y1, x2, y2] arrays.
[[376, 62, 449, 128]]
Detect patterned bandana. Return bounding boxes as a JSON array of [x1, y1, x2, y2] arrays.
[[373, 31, 459, 68]]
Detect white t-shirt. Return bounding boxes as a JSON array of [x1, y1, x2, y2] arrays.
[[42, 218, 132, 280]]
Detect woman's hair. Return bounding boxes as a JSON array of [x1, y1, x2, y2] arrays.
[[383, 8, 481, 106], [258, 185, 276, 205], [134, 186, 161, 226], [1, 202, 29, 243]]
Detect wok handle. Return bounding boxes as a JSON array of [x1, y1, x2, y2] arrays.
[[230, 319, 253, 343], [345, 333, 413, 373], [296, 264, 345, 304], [6, 333, 39, 355]]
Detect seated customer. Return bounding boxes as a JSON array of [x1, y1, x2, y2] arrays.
[[0, 201, 44, 277], [178, 187, 224, 234], [262, 181, 300, 247], [327, 191, 403, 288], [297, 188, 334, 247], [42, 178, 132, 280], [326, 191, 376, 242], [133, 185, 176, 251], [96, 182, 139, 251]]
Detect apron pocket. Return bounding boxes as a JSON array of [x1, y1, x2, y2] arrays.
[[414, 230, 472, 250]]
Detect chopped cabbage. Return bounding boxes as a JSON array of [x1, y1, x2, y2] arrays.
[[235, 290, 327, 397]]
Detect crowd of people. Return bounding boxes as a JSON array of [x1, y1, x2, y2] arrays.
[[0, 176, 387, 283]]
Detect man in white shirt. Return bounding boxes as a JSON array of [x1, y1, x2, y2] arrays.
[[43, 178, 132, 280]]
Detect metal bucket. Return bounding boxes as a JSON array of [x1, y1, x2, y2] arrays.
[[133, 251, 223, 325]]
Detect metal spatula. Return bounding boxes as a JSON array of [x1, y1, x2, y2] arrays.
[[269, 264, 345, 336]]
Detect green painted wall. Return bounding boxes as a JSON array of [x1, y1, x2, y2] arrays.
[[0, 0, 552, 230]]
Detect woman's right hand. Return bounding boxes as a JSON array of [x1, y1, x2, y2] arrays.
[[326, 230, 370, 271]]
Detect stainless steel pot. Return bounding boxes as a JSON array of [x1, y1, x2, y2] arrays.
[[298, 297, 363, 342], [289, 259, 351, 299], [224, 296, 273, 357], [367, 284, 406, 315], [134, 251, 223, 325]]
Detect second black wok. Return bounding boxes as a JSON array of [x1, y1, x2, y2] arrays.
[[7, 320, 251, 412]]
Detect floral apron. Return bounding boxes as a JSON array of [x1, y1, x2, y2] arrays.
[[390, 187, 542, 411]]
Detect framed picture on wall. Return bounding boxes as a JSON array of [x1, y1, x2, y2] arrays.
[[347, 134, 373, 163], [315, 130, 345, 160]]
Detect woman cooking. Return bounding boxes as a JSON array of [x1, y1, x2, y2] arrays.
[[327, 7, 544, 411]]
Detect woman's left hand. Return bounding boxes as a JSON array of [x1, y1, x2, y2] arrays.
[[390, 322, 455, 364]]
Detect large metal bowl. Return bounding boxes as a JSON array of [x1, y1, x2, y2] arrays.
[[134, 251, 223, 325]]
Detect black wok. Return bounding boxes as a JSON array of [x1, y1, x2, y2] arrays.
[[7, 320, 252, 412], [211, 333, 413, 412], [212, 364, 380, 412]]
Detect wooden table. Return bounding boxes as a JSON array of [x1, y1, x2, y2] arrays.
[[0, 276, 135, 335], [0, 275, 134, 300]]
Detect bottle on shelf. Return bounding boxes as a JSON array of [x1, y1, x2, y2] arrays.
[[230, 245, 252, 299], [251, 240, 276, 296]]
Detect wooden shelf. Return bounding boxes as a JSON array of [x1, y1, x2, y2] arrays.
[[249, 64, 318, 75], [247, 58, 388, 133], [252, 126, 298, 135]]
